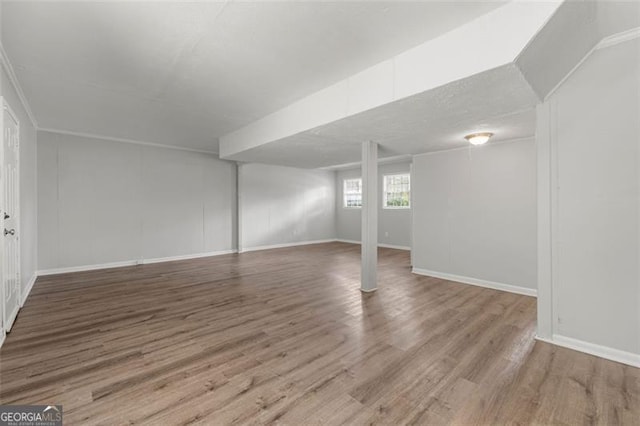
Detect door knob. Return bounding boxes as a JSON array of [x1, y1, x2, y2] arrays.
[[3, 213, 8, 219], [4, 228, 15, 236]]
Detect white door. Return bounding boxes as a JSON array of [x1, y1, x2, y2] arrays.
[[2, 100, 20, 332]]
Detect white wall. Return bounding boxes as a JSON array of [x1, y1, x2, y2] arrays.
[[539, 38, 639, 359], [1, 65, 38, 301], [335, 161, 412, 248], [37, 131, 236, 271], [239, 163, 335, 250], [412, 140, 537, 292]]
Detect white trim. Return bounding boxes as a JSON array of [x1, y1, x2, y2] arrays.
[[543, 44, 597, 101], [139, 249, 237, 265], [378, 243, 410, 251], [21, 273, 37, 307], [5, 304, 19, 332], [382, 206, 411, 210], [0, 330, 5, 349], [536, 335, 640, 368], [412, 267, 537, 297], [335, 239, 410, 251], [0, 42, 38, 128], [38, 128, 219, 156], [336, 239, 360, 245], [596, 27, 640, 50], [38, 250, 237, 276], [320, 154, 413, 171], [38, 260, 139, 276], [240, 239, 336, 253], [545, 27, 640, 101]]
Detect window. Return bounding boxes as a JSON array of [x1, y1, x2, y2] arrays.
[[383, 173, 410, 208], [343, 178, 362, 208]]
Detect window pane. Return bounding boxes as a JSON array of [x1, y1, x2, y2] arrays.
[[344, 178, 362, 207], [383, 174, 410, 208]]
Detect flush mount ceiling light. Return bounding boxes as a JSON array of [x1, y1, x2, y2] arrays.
[[464, 132, 493, 145]]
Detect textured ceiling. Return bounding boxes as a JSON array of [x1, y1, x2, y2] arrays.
[[223, 1, 640, 168], [232, 64, 538, 168], [1, 1, 505, 152]]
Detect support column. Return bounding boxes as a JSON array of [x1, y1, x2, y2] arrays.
[[235, 162, 243, 254], [536, 101, 554, 339], [361, 140, 378, 292]]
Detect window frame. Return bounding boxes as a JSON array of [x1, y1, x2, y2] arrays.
[[343, 177, 362, 209], [382, 172, 411, 209]]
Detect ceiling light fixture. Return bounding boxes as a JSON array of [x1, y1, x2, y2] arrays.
[[464, 132, 493, 146]]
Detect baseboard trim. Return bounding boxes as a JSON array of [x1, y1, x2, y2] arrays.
[[378, 243, 411, 251], [536, 335, 640, 368], [240, 239, 336, 253], [0, 331, 5, 349], [335, 239, 360, 245], [140, 249, 237, 265], [412, 267, 537, 297], [21, 274, 37, 306], [38, 260, 138, 276], [335, 239, 411, 251], [5, 304, 19, 332], [37, 250, 238, 276]]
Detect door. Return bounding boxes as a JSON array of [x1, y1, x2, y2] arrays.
[[2, 100, 20, 332]]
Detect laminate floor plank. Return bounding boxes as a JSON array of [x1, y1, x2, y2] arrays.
[[1, 242, 638, 425]]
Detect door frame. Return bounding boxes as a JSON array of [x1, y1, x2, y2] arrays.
[[1, 96, 21, 334]]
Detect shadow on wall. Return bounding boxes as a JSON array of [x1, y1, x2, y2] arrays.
[[240, 169, 336, 249]]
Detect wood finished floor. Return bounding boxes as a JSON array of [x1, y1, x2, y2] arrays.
[[1, 242, 638, 425]]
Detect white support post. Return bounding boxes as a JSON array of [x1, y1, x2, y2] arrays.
[[536, 101, 554, 339], [236, 162, 243, 253], [361, 140, 378, 292]]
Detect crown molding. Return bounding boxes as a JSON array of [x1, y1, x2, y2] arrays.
[[545, 26, 640, 101], [319, 154, 413, 171], [2, 41, 220, 156], [596, 26, 640, 50], [0, 42, 38, 128], [38, 127, 220, 156]]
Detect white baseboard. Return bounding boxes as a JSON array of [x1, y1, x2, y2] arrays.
[[37, 249, 238, 276], [140, 249, 237, 265], [378, 243, 411, 251], [536, 334, 640, 368], [0, 330, 5, 350], [335, 239, 360, 245], [412, 267, 537, 297], [335, 239, 411, 251], [5, 304, 19, 332], [240, 239, 336, 253], [38, 260, 138, 276], [21, 273, 37, 306]]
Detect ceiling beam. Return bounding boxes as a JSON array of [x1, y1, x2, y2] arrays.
[[219, 0, 561, 161]]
